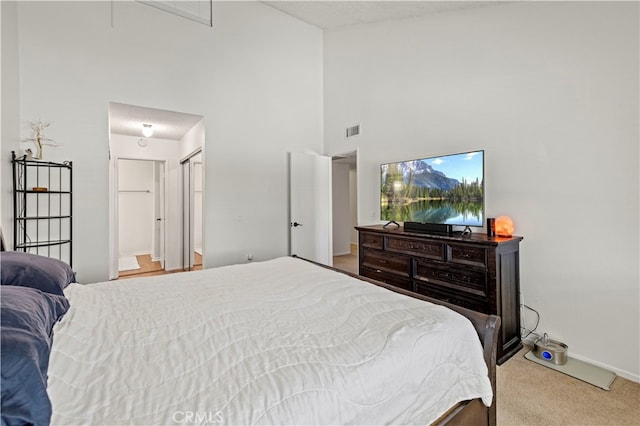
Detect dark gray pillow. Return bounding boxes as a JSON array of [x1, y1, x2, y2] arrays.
[[1, 252, 76, 296], [1, 285, 70, 426]]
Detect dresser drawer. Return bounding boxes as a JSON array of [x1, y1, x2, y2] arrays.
[[356, 225, 523, 365], [361, 249, 410, 276], [413, 259, 488, 299], [360, 267, 412, 292], [360, 232, 383, 250], [415, 284, 489, 313], [447, 243, 488, 268], [386, 237, 444, 260]]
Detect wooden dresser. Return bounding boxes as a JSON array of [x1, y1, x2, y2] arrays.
[[356, 225, 523, 364]]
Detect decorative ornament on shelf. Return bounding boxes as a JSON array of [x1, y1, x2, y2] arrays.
[[495, 216, 515, 237], [22, 120, 61, 160]]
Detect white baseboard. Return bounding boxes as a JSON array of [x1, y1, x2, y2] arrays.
[[568, 352, 639, 383], [522, 336, 638, 383]]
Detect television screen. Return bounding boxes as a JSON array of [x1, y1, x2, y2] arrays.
[[380, 150, 484, 227]]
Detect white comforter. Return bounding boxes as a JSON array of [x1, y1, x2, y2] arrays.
[[49, 257, 492, 425]]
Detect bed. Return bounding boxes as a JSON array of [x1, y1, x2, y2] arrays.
[[1, 252, 499, 426]]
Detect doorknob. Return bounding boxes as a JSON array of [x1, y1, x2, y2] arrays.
[[291, 222, 303, 227]]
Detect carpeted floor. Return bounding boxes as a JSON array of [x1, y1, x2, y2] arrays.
[[498, 346, 639, 425], [333, 244, 358, 275]]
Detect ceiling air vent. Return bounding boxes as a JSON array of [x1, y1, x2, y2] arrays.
[[346, 124, 360, 138]]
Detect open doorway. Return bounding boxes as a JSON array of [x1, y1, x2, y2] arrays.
[[108, 102, 205, 279], [331, 150, 358, 274], [117, 159, 166, 278]]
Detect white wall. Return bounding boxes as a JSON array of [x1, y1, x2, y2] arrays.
[[2, 1, 323, 282], [1, 1, 20, 248], [180, 117, 205, 159], [324, 2, 639, 379]]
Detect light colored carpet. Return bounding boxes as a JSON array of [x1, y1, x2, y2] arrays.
[[118, 256, 140, 272], [332, 244, 358, 275], [498, 346, 639, 425]]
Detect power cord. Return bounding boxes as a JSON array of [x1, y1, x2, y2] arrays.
[[521, 303, 541, 340]]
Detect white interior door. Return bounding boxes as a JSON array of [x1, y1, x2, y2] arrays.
[[289, 152, 332, 266]]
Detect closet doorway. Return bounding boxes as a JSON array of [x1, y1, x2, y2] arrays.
[[117, 159, 166, 277]]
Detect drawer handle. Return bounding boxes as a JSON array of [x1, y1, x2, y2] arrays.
[[379, 260, 387, 264], [376, 269, 382, 273]]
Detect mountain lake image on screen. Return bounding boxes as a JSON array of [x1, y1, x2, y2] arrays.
[[380, 150, 484, 227]]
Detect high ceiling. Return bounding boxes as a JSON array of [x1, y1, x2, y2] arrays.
[[262, 1, 509, 30], [109, 102, 203, 141], [110, 2, 510, 140]]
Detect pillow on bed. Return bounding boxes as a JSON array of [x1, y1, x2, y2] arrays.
[[0, 251, 76, 296], [0, 285, 70, 426]]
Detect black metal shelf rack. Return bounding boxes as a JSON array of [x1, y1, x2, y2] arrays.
[[12, 151, 73, 266]]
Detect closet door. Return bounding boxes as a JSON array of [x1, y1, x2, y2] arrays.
[[181, 151, 203, 271], [193, 161, 203, 262], [181, 159, 194, 270]]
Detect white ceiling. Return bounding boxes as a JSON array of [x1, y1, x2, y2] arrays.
[[109, 102, 203, 140], [262, 1, 509, 30]]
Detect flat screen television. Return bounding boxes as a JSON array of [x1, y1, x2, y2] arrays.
[[380, 150, 484, 228]]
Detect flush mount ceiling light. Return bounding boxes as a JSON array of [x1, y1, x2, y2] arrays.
[[142, 123, 153, 137]]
